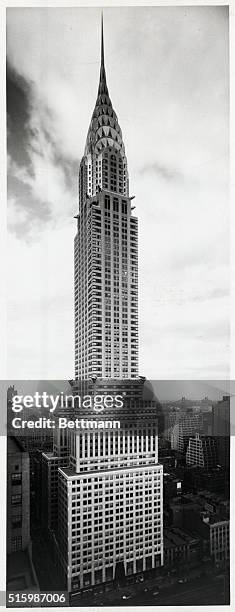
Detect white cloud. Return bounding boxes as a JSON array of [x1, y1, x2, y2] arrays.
[[8, 94, 77, 238], [7, 223, 75, 378]]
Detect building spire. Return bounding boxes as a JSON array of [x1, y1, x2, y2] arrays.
[[85, 13, 127, 160], [98, 13, 108, 95], [101, 12, 104, 69]]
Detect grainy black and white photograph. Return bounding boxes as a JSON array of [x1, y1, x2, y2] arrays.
[[5, 5, 230, 608]]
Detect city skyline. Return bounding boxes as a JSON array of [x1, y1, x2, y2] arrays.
[[7, 6, 229, 380]]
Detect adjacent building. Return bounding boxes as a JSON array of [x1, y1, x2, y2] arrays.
[[57, 419, 163, 592], [7, 437, 39, 592]]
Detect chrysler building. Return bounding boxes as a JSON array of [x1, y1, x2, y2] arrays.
[[74, 18, 138, 380], [54, 18, 163, 595]]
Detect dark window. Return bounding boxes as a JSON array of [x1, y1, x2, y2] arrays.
[[11, 494, 21, 506], [11, 473, 22, 485], [12, 516, 22, 529], [104, 196, 110, 210], [11, 536, 22, 552]]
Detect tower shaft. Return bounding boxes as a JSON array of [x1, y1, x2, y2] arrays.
[[75, 21, 138, 380]]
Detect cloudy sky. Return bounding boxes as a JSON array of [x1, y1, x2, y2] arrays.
[[7, 6, 229, 380]]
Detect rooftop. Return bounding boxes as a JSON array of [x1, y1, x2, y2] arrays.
[[200, 510, 229, 526], [7, 436, 26, 454], [164, 527, 199, 549], [7, 549, 39, 591]]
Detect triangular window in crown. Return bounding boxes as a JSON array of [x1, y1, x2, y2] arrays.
[[103, 126, 110, 137], [98, 137, 106, 147]]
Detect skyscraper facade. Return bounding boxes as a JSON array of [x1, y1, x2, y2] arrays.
[[74, 19, 138, 380], [55, 19, 163, 594]]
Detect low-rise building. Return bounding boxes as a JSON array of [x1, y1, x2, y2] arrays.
[[184, 465, 228, 495], [181, 491, 229, 563], [164, 527, 200, 566]]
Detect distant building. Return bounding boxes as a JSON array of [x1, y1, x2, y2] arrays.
[[7, 385, 17, 406], [7, 437, 39, 591], [163, 410, 179, 442], [201, 410, 213, 435], [212, 396, 230, 470], [171, 413, 203, 453], [182, 490, 229, 520], [163, 472, 182, 501], [184, 465, 228, 496], [213, 396, 230, 436], [186, 434, 218, 470]]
